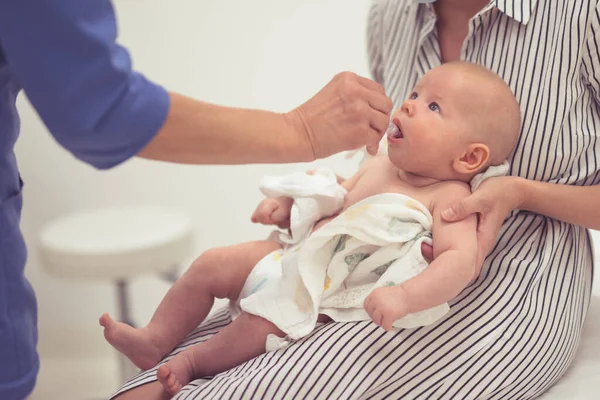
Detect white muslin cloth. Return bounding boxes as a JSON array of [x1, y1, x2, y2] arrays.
[[470, 160, 510, 191], [231, 161, 509, 347], [259, 168, 347, 245], [238, 191, 447, 340]]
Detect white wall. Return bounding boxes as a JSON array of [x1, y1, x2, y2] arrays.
[[15, 0, 373, 356]]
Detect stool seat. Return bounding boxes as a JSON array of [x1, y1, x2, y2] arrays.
[[38, 206, 194, 280]]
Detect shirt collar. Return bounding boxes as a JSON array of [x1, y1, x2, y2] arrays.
[[494, 0, 538, 24], [415, 0, 538, 25]]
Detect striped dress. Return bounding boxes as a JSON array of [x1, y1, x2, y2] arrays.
[[114, 0, 599, 398]]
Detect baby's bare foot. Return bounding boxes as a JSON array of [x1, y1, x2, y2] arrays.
[[99, 313, 163, 370], [157, 353, 195, 396]]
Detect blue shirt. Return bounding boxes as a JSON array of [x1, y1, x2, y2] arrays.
[[0, 1, 169, 398]]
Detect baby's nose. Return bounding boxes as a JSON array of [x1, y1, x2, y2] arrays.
[[401, 101, 414, 116]]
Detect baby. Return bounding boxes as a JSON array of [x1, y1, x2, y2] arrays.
[[100, 61, 521, 396]]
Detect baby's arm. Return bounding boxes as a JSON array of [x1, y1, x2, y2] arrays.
[[405, 184, 478, 305], [364, 183, 478, 330]]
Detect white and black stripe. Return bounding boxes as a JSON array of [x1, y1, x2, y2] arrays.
[[112, 1, 598, 398]]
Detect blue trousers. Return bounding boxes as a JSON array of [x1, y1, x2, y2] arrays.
[[0, 188, 39, 399]]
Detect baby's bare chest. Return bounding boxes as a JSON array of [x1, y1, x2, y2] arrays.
[[342, 169, 433, 213]]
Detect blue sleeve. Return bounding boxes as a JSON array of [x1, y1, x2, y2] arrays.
[[0, 0, 170, 169]]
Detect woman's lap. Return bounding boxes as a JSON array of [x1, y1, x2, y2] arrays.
[[111, 289, 588, 400], [112, 223, 593, 400]]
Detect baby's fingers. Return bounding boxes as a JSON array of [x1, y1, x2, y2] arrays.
[[271, 204, 290, 226], [251, 205, 264, 223], [257, 202, 279, 225], [380, 313, 394, 331], [371, 309, 384, 328]]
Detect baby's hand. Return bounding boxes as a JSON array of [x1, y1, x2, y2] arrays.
[[251, 197, 294, 229], [364, 285, 410, 331]]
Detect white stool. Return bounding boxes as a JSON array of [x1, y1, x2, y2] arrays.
[[37, 206, 194, 383]]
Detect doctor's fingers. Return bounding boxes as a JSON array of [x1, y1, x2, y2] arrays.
[[338, 72, 391, 118], [355, 75, 386, 95], [365, 110, 389, 154], [369, 106, 391, 133], [366, 89, 394, 117]]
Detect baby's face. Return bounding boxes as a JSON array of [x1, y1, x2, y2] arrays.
[[387, 68, 475, 178]]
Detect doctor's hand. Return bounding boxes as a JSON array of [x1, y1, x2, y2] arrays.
[[287, 72, 393, 159], [251, 197, 294, 229], [441, 176, 526, 271]]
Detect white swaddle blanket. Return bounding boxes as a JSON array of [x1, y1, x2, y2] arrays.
[[240, 192, 447, 340], [232, 162, 510, 346]]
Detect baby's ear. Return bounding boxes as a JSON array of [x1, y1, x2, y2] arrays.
[[452, 143, 490, 174]]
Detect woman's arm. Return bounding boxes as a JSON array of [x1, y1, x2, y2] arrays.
[[518, 179, 600, 230], [441, 176, 600, 269], [444, 177, 600, 232]]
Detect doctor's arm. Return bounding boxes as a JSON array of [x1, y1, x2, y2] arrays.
[[0, 0, 391, 169]]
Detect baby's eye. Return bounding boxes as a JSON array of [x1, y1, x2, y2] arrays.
[[409, 92, 418, 100], [429, 102, 440, 113]]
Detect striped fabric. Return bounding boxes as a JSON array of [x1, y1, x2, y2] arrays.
[[113, 0, 599, 398]]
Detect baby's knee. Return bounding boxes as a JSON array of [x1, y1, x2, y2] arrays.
[[189, 248, 226, 279], [189, 248, 233, 297]]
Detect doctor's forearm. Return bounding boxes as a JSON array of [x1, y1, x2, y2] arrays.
[[137, 92, 315, 165], [519, 178, 600, 230]]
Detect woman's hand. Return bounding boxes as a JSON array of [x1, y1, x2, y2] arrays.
[[286, 72, 393, 159], [440, 176, 526, 270]]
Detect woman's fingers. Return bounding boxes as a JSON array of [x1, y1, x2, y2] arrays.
[[476, 214, 503, 268], [442, 193, 483, 222]]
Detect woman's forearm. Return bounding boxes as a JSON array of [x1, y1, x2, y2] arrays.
[[138, 93, 314, 165], [519, 178, 600, 230]]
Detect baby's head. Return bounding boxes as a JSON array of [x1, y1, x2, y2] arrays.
[[387, 61, 521, 182]]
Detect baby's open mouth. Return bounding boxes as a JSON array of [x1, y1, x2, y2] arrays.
[[387, 121, 403, 139]]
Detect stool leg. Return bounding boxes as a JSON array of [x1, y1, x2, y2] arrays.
[[159, 264, 180, 283], [115, 280, 140, 383]]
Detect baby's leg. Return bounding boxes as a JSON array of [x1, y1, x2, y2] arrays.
[[100, 240, 281, 370], [157, 312, 284, 396]]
